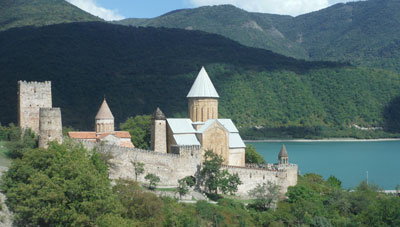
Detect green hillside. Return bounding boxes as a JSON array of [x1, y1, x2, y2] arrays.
[[0, 0, 101, 31], [1, 22, 400, 138], [117, 5, 308, 59], [277, 0, 400, 72], [117, 0, 400, 73]]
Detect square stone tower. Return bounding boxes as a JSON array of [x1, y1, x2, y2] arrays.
[[18, 81, 52, 135]]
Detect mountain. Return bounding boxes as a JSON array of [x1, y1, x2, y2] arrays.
[[1, 22, 400, 138], [278, 0, 400, 72], [117, 0, 400, 72], [117, 5, 308, 59], [0, 0, 101, 31]]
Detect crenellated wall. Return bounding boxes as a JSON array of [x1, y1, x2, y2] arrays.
[[81, 141, 202, 186]]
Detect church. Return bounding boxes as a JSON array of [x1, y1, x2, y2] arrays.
[[68, 99, 134, 148], [151, 67, 246, 166]]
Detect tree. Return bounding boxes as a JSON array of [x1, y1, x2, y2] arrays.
[[177, 176, 195, 199], [177, 178, 189, 199], [131, 160, 145, 181], [326, 175, 342, 189], [145, 173, 160, 190], [120, 115, 151, 149], [5, 127, 37, 159], [245, 144, 266, 164], [2, 142, 123, 226], [248, 182, 281, 211], [200, 150, 242, 195]]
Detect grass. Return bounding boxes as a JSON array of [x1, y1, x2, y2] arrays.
[[0, 142, 11, 167]]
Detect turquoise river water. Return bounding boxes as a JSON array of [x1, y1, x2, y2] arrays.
[[247, 141, 400, 190]]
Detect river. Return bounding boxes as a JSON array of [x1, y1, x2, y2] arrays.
[[247, 140, 400, 190]]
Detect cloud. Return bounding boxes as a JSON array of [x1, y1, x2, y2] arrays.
[[67, 0, 124, 21], [190, 0, 356, 16]]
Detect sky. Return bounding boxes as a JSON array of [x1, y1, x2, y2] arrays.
[[66, 0, 362, 21]]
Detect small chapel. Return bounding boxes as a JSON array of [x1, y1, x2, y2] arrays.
[[151, 67, 246, 166], [68, 99, 134, 148]]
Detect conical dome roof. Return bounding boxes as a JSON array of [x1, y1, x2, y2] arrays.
[[152, 107, 166, 120], [278, 145, 288, 158], [95, 99, 114, 120], [187, 67, 219, 98]]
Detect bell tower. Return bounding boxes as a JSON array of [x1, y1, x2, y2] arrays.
[[187, 67, 219, 122]]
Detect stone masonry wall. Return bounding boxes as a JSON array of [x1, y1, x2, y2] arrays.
[[38, 108, 63, 148], [80, 141, 297, 196], [18, 81, 52, 135], [223, 164, 298, 197], [81, 141, 202, 186]]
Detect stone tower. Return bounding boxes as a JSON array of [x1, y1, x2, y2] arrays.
[[151, 107, 167, 153], [95, 99, 114, 134], [18, 81, 52, 135], [278, 145, 289, 165], [187, 67, 219, 122], [38, 108, 63, 148]]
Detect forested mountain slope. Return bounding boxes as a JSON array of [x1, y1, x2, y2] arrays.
[[117, 0, 400, 72], [0, 0, 101, 31], [1, 22, 400, 137], [117, 5, 308, 59]]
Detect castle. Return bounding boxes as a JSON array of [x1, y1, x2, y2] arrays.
[[17, 67, 298, 196]]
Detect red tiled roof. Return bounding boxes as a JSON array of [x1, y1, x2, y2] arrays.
[[114, 131, 131, 138], [68, 132, 97, 139]]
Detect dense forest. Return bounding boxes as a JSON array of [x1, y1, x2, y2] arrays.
[[118, 0, 400, 73], [1, 22, 400, 138]]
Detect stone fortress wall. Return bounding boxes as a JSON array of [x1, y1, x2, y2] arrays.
[[18, 81, 52, 135], [224, 164, 298, 196], [80, 140, 298, 196], [81, 141, 203, 186]]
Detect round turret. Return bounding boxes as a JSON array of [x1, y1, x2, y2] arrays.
[[38, 108, 63, 148]]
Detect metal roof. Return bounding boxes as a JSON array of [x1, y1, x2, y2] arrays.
[[187, 67, 219, 98], [173, 134, 201, 146], [229, 133, 246, 148], [218, 119, 239, 133], [197, 119, 219, 134], [95, 99, 114, 119], [167, 118, 196, 134]]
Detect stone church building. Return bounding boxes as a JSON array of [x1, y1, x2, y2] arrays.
[[68, 99, 134, 148], [151, 67, 246, 166]]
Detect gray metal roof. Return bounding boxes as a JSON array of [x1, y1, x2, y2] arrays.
[[229, 133, 246, 148], [173, 134, 201, 146], [196, 119, 219, 134], [196, 119, 245, 148], [187, 67, 219, 98], [167, 118, 196, 134], [218, 119, 239, 133]]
